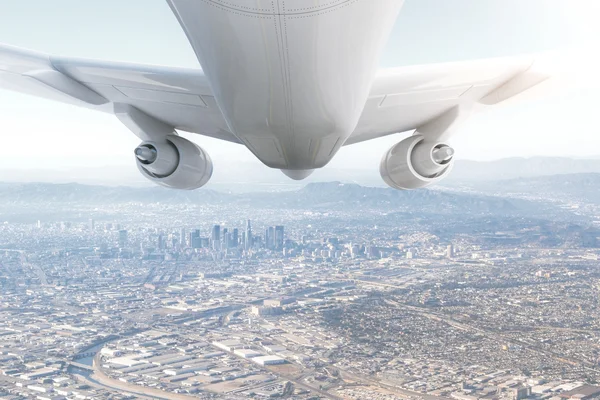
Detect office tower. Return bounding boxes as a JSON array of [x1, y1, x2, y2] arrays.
[[222, 228, 228, 249], [157, 234, 165, 250], [265, 227, 274, 249], [446, 244, 454, 258], [367, 245, 378, 259], [232, 228, 239, 248], [350, 244, 360, 258], [245, 220, 252, 250], [89, 219, 95, 231], [275, 226, 284, 250], [180, 228, 186, 247], [223, 232, 231, 250], [118, 230, 128, 248], [212, 225, 221, 243], [190, 229, 201, 249], [212, 225, 221, 251]]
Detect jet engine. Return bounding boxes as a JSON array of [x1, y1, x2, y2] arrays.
[[380, 135, 454, 190], [134, 135, 213, 190]]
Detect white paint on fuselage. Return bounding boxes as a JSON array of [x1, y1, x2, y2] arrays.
[[168, 0, 404, 170]]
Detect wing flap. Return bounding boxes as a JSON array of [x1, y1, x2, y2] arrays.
[[24, 69, 108, 105]]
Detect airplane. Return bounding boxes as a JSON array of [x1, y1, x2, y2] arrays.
[[0, 0, 587, 190]]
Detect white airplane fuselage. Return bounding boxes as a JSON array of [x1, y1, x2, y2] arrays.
[[168, 0, 404, 176]]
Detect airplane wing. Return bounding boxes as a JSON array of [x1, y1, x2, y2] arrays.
[[0, 43, 240, 143], [347, 50, 593, 145], [1, 44, 591, 148]]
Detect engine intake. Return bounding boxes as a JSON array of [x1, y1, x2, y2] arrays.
[[380, 135, 454, 190], [135, 135, 212, 190]]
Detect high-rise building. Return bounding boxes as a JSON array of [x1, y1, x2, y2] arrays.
[[245, 220, 252, 250], [223, 232, 231, 250], [200, 237, 210, 248], [118, 230, 128, 248], [180, 228, 186, 247], [275, 226, 284, 250], [212, 225, 221, 251], [266, 227, 275, 249], [222, 228, 228, 249], [89, 219, 95, 231], [232, 228, 239, 248], [157, 234, 166, 250], [446, 244, 454, 258], [190, 229, 201, 249]]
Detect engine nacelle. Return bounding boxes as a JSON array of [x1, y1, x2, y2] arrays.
[[135, 135, 212, 190], [380, 135, 454, 190]]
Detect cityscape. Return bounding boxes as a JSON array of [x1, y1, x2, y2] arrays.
[[0, 175, 600, 399], [0, 0, 597, 399]]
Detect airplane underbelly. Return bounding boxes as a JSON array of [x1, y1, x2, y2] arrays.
[[168, 0, 403, 169]]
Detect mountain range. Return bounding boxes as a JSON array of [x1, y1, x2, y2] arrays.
[[0, 181, 524, 216], [2, 157, 600, 191], [7, 178, 594, 233], [465, 173, 600, 204]]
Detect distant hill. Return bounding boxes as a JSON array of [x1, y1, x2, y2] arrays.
[[466, 173, 600, 204], [0, 181, 535, 216], [449, 157, 600, 182], [2, 157, 600, 190]]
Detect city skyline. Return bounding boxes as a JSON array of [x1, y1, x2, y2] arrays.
[[1, 1, 600, 398]]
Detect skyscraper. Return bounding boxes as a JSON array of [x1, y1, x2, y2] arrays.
[[266, 227, 275, 249], [245, 220, 252, 250], [157, 234, 166, 250], [275, 225, 284, 250], [232, 228, 239, 248], [190, 229, 201, 249], [118, 230, 128, 248], [180, 228, 186, 247], [446, 244, 454, 258], [212, 225, 221, 251], [223, 232, 231, 250]]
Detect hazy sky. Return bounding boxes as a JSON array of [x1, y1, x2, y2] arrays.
[[0, 0, 598, 174]]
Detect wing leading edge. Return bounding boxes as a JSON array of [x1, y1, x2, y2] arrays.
[[0, 43, 240, 144], [348, 50, 594, 145]]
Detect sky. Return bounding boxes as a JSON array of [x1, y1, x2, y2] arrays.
[[0, 0, 599, 176]]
